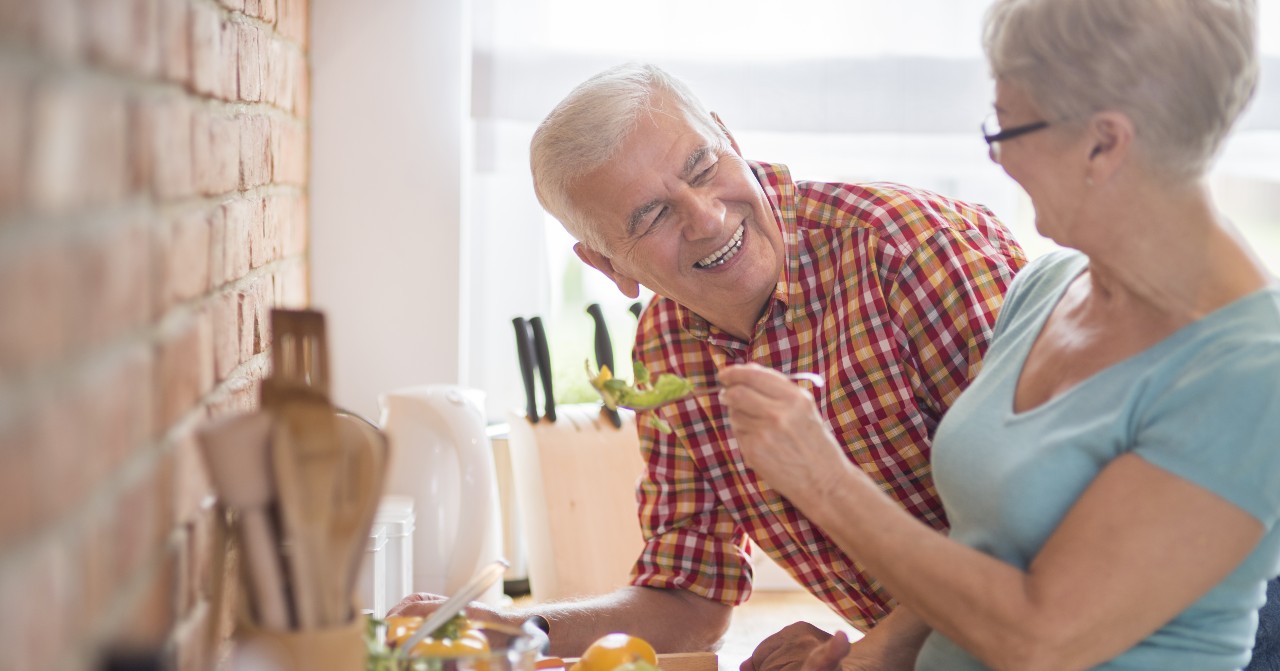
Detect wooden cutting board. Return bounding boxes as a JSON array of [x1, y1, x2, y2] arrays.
[[544, 652, 718, 671]]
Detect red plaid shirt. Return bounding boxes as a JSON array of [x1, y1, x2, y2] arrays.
[[628, 161, 1025, 630]]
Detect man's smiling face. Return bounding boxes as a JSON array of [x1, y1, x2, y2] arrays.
[[568, 95, 786, 340]]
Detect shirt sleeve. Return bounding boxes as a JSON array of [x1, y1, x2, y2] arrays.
[[885, 217, 1026, 422], [626, 307, 753, 604], [1134, 339, 1280, 527]]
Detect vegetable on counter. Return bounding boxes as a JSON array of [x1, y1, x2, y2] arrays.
[[367, 613, 490, 671]]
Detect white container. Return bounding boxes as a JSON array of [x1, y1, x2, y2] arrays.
[[359, 525, 388, 617], [379, 385, 503, 604], [376, 495, 416, 609]]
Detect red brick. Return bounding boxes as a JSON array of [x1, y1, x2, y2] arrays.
[[249, 199, 275, 270], [236, 281, 259, 364], [28, 82, 130, 212], [293, 49, 309, 119], [270, 116, 305, 185], [78, 506, 116, 626], [257, 195, 281, 264], [242, 0, 261, 20], [0, 414, 39, 544], [279, 259, 308, 307], [262, 36, 287, 109], [0, 0, 36, 45], [251, 275, 271, 354], [113, 459, 174, 586], [239, 113, 271, 189], [154, 310, 214, 436], [282, 192, 308, 257], [218, 16, 239, 101], [221, 197, 256, 282], [157, 0, 191, 85], [128, 96, 155, 196], [84, 0, 160, 77], [206, 372, 255, 418], [31, 383, 102, 521], [0, 236, 76, 375], [91, 344, 154, 472], [190, 1, 221, 97], [117, 545, 179, 649], [0, 63, 29, 215], [259, 0, 275, 26], [207, 203, 227, 287], [236, 21, 262, 102], [212, 290, 239, 380], [172, 427, 214, 527], [150, 96, 194, 200], [155, 208, 213, 312], [192, 109, 240, 195], [276, 0, 306, 47], [26, 81, 101, 213], [4, 540, 78, 669], [82, 220, 152, 343], [219, 0, 244, 11], [34, 0, 83, 63]]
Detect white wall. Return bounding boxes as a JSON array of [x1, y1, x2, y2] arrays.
[[310, 0, 472, 420]]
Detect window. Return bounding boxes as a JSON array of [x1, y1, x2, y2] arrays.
[[467, 0, 1280, 420]]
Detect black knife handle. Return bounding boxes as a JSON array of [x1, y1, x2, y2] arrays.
[[586, 304, 615, 373], [586, 304, 623, 428], [512, 317, 539, 424], [528, 317, 556, 422]]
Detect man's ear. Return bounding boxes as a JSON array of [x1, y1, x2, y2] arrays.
[[711, 111, 742, 156], [573, 242, 642, 299], [1085, 111, 1133, 184]]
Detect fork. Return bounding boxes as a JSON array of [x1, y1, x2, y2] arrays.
[[618, 371, 826, 411]]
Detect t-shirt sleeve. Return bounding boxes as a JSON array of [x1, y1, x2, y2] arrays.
[[1133, 340, 1280, 528]]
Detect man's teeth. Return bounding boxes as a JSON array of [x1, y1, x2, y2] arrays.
[[695, 225, 745, 268]]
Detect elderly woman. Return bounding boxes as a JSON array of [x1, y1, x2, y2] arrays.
[[721, 0, 1279, 669]]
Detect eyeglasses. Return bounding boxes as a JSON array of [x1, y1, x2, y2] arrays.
[[981, 114, 1050, 162]]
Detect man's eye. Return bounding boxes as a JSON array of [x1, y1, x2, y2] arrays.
[[648, 206, 669, 229], [695, 164, 716, 183]]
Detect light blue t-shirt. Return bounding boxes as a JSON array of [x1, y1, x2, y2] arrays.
[[917, 250, 1280, 671]]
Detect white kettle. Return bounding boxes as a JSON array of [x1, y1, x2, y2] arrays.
[[378, 385, 503, 605]]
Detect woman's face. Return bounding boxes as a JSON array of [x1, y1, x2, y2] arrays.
[[991, 80, 1092, 245]]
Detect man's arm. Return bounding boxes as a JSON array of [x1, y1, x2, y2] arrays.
[[391, 585, 733, 657]]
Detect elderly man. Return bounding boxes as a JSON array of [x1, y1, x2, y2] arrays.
[[395, 62, 1025, 669]]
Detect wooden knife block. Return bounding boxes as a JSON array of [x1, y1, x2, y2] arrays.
[[506, 404, 646, 602]]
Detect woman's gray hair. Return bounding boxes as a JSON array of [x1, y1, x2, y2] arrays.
[[529, 63, 722, 252], [982, 0, 1258, 180]]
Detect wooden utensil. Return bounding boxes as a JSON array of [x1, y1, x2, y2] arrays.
[[196, 412, 291, 630], [332, 411, 389, 619], [262, 309, 344, 627]]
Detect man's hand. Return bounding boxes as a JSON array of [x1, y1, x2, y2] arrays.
[[387, 592, 509, 626], [741, 622, 849, 671]]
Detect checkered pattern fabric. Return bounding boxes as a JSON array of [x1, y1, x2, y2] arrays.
[[627, 161, 1026, 631]]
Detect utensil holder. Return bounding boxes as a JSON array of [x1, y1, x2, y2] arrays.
[[234, 617, 366, 670]]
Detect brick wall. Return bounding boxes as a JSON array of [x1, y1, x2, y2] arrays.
[[0, 0, 310, 669]]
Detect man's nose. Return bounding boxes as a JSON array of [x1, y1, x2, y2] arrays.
[[681, 190, 726, 240]]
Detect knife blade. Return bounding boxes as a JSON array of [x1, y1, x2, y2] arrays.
[[529, 316, 556, 422], [512, 317, 539, 424], [586, 304, 623, 428]]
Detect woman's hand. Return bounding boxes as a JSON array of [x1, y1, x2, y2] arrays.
[[719, 364, 853, 504]]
